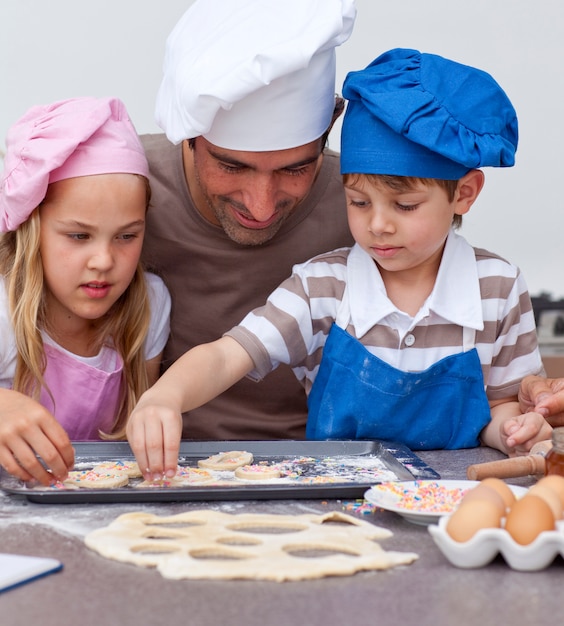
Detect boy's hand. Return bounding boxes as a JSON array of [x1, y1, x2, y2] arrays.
[[502, 411, 553, 457], [126, 400, 183, 481], [0, 389, 74, 486]]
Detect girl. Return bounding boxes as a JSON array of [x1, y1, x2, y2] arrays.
[[0, 97, 171, 486]]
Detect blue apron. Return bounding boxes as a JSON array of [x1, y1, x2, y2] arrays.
[[306, 320, 491, 450]]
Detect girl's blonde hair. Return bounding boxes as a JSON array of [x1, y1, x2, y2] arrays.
[[0, 179, 152, 439]]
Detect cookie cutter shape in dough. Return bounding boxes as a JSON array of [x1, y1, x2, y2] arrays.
[[85, 510, 418, 581]]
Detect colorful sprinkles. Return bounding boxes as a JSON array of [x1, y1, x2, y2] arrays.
[[342, 499, 377, 515], [375, 481, 469, 513]]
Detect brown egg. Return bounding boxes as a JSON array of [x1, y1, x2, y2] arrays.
[[505, 494, 555, 545], [535, 475, 564, 508], [446, 499, 503, 543], [528, 484, 563, 520], [459, 484, 506, 516], [479, 478, 516, 510]]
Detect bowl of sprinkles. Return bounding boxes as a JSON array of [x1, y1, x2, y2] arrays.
[[364, 480, 479, 525]]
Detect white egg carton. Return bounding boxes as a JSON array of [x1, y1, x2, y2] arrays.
[[428, 516, 564, 571]]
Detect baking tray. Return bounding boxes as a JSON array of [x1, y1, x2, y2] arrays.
[[0, 439, 440, 504]]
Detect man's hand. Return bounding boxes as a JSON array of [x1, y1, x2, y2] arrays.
[[519, 375, 564, 427]]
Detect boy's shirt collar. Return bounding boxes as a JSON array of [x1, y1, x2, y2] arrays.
[[347, 230, 484, 337]]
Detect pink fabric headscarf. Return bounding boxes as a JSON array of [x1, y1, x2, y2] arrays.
[[0, 97, 148, 232]]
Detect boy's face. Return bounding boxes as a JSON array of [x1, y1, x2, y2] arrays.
[[344, 176, 467, 279]]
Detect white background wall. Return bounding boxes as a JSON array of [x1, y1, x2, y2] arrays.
[[1, 0, 563, 298]]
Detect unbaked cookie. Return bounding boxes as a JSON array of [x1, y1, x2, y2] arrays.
[[198, 451, 253, 471], [63, 470, 130, 489], [136, 466, 215, 488], [92, 460, 142, 478], [234, 464, 281, 480]]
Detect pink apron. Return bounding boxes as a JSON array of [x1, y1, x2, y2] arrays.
[[39, 343, 123, 440]]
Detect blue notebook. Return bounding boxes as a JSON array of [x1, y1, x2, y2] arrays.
[[0, 553, 63, 593]]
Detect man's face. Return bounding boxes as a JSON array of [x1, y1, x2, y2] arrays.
[[185, 136, 324, 246]]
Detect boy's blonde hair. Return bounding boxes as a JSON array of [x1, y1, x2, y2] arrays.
[[0, 179, 152, 440], [343, 173, 462, 229]]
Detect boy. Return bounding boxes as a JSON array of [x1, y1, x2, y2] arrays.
[[128, 49, 550, 480]]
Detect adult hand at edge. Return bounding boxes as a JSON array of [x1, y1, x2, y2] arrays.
[[519, 375, 564, 427]]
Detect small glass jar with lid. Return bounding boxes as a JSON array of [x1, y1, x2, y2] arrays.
[[545, 427, 564, 476]]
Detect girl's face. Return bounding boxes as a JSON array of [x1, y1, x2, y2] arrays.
[[39, 174, 146, 333]]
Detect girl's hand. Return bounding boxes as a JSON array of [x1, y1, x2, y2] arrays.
[[0, 389, 74, 485]]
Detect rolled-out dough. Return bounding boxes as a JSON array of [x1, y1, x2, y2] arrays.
[[85, 510, 418, 581]]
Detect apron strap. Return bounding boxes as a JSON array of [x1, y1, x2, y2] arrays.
[[462, 325, 476, 351], [335, 285, 351, 329]]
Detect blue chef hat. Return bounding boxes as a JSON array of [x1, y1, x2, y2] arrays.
[[340, 48, 518, 179]]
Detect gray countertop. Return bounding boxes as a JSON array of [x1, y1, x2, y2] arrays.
[[1, 445, 560, 626]]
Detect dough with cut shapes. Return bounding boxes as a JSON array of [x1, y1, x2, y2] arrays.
[[198, 451, 253, 471], [85, 510, 418, 581]]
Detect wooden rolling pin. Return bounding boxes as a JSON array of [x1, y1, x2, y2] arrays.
[[466, 439, 552, 480]]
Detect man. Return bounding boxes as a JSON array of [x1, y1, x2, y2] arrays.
[[141, 0, 357, 440]]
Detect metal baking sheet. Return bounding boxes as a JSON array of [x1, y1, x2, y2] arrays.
[[0, 439, 440, 504]]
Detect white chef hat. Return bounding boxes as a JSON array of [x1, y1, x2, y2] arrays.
[[155, 0, 356, 150]]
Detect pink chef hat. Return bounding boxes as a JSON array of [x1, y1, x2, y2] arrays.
[[0, 97, 149, 232]]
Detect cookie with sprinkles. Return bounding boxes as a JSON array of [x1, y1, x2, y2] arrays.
[[136, 466, 214, 488], [174, 467, 215, 485], [92, 460, 142, 478], [234, 464, 281, 481], [198, 451, 253, 471], [63, 470, 130, 489]]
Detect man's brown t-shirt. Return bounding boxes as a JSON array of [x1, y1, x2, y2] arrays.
[[141, 134, 353, 440]]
